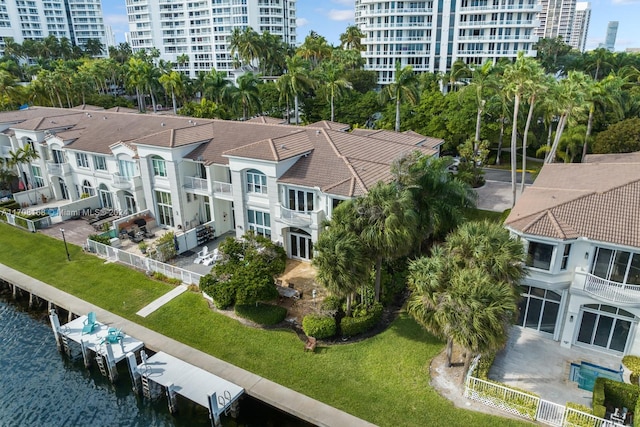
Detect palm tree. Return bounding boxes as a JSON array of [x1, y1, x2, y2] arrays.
[[297, 31, 331, 70], [313, 226, 370, 316], [445, 60, 470, 93], [545, 71, 590, 163], [354, 182, 417, 302], [279, 56, 315, 125], [320, 62, 352, 122], [339, 25, 365, 51], [126, 56, 149, 112], [462, 61, 496, 152], [380, 61, 419, 132], [83, 38, 104, 57], [202, 69, 232, 106], [159, 70, 185, 114], [227, 72, 261, 120], [518, 64, 547, 194], [8, 145, 40, 192], [228, 27, 261, 68]]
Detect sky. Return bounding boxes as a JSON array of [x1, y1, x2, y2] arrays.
[[101, 0, 640, 52]]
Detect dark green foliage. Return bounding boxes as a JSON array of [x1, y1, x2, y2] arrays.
[[592, 377, 640, 420], [88, 233, 111, 245], [235, 303, 287, 326], [0, 200, 20, 209], [623, 355, 640, 384], [592, 118, 640, 154], [340, 303, 383, 337], [380, 260, 408, 306], [151, 272, 182, 286], [84, 93, 135, 109], [200, 274, 236, 309], [321, 294, 344, 312], [302, 314, 337, 339], [473, 353, 496, 380]]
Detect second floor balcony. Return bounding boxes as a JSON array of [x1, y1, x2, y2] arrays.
[[183, 176, 209, 193], [112, 173, 141, 190], [212, 181, 233, 199], [278, 205, 324, 228], [46, 161, 71, 176], [576, 269, 640, 305]]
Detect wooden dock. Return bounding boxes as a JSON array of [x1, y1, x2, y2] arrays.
[[139, 351, 244, 426]]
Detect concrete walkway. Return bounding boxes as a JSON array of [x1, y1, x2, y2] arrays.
[[136, 284, 188, 317], [0, 264, 376, 427]]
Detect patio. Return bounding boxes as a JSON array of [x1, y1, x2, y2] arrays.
[[489, 326, 623, 407]]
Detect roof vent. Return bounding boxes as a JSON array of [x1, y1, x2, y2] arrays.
[[87, 114, 91, 118], [193, 122, 196, 126], [161, 122, 165, 126], [280, 144, 286, 149], [103, 116, 107, 120], [316, 130, 320, 135], [50, 120, 56, 124], [188, 119, 193, 123]]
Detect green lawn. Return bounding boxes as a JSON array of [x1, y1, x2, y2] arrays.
[[464, 208, 506, 223], [486, 150, 543, 174], [0, 223, 529, 427]]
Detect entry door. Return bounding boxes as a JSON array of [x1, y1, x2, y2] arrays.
[[290, 232, 313, 260], [124, 193, 137, 214], [58, 178, 69, 200]]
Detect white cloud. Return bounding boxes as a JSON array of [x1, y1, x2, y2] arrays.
[[331, 0, 355, 5], [328, 9, 354, 21], [104, 14, 129, 26], [611, 0, 640, 4], [297, 17, 310, 27]]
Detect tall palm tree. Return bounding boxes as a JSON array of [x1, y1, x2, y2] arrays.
[[320, 62, 352, 122], [313, 226, 370, 316], [228, 72, 262, 120], [202, 69, 232, 106], [297, 31, 331, 70], [518, 64, 547, 194], [279, 56, 315, 125], [339, 25, 365, 51], [8, 145, 40, 191], [445, 60, 470, 93], [380, 61, 419, 132], [354, 182, 417, 302], [462, 61, 496, 152], [126, 56, 149, 112], [159, 70, 185, 114]]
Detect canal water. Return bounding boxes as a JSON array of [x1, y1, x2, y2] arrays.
[[0, 292, 312, 427]]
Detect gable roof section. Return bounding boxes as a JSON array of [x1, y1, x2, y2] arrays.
[[506, 156, 640, 247], [131, 122, 215, 148], [246, 116, 288, 125], [223, 130, 313, 162], [306, 120, 351, 131]]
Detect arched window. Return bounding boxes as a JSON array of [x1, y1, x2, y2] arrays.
[[81, 180, 94, 197], [246, 169, 267, 194], [98, 183, 113, 208], [151, 155, 167, 177]]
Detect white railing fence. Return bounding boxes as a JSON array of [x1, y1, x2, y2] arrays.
[[465, 375, 613, 427], [1, 211, 52, 232], [584, 272, 640, 304], [86, 240, 203, 286]]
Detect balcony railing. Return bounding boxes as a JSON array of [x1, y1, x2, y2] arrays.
[[280, 205, 312, 227], [184, 176, 209, 192], [583, 272, 640, 304], [112, 173, 141, 190], [46, 161, 71, 176], [212, 181, 233, 197]]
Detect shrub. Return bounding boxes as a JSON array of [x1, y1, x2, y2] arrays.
[[473, 353, 496, 380], [321, 295, 343, 313], [623, 355, 640, 385], [565, 402, 596, 427], [302, 314, 336, 339], [200, 275, 236, 309], [0, 200, 20, 210], [340, 303, 383, 337], [472, 379, 538, 419], [151, 272, 182, 286], [89, 234, 111, 245], [592, 377, 640, 420], [235, 303, 287, 326]]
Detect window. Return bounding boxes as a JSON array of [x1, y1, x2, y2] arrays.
[[52, 149, 65, 164], [248, 209, 271, 238], [526, 241, 554, 270], [246, 169, 267, 194], [118, 160, 135, 178], [94, 155, 107, 171], [288, 189, 314, 212], [99, 186, 113, 209], [76, 152, 89, 168], [155, 190, 174, 227], [31, 165, 44, 188], [152, 156, 167, 177], [81, 179, 95, 196], [517, 286, 561, 334], [591, 247, 640, 285], [560, 244, 571, 270]]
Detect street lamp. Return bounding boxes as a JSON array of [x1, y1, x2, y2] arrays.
[[60, 228, 70, 261]]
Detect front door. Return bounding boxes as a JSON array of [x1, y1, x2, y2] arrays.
[[290, 228, 313, 260], [576, 304, 634, 353]]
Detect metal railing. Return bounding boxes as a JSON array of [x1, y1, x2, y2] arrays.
[[86, 239, 203, 286], [0, 211, 52, 232], [584, 273, 640, 304], [184, 176, 209, 192], [279, 205, 312, 227], [212, 181, 233, 197], [46, 161, 71, 176]]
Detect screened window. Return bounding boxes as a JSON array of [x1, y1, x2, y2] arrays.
[[246, 169, 267, 194], [94, 155, 107, 171], [155, 190, 174, 227], [526, 241, 554, 270], [118, 160, 135, 178], [76, 152, 89, 168], [31, 165, 44, 188], [152, 156, 167, 177], [248, 209, 271, 238]]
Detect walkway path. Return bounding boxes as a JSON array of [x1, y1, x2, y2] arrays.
[[0, 264, 376, 427], [136, 284, 188, 317]]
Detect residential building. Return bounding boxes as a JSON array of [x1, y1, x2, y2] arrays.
[[569, 2, 590, 52], [535, 0, 576, 44], [125, 0, 297, 78], [0, 107, 443, 260], [354, 0, 540, 85], [599, 21, 618, 51], [0, 0, 108, 56], [505, 152, 640, 356]]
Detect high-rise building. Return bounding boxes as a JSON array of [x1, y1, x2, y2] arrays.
[[569, 2, 590, 52], [355, 0, 540, 85], [535, 0, 576, 43], [0, 0, 108, 56], [602, 21, 618, 51], [125, 0, 297, 78]]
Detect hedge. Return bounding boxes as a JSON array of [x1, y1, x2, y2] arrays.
[[565, 402, 596, 427], [88, 234, 111, 245], [340, 303, 383, 337], [592, 377, 640, 421], [624, 355, 640, 385], [473, 379, 539, 419], [302, 314, 336, 339], [235, 303, 287, 326], [473, 353, 496, 380]]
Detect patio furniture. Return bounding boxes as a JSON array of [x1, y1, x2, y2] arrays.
[[140, 225, 155, 238], [82, 311, 97, 335], [105, 327, 123, 344], [304, 336, 317, 352], [193, 246, 209, 264], [202, 249, 223, 266], [127, 229, 143, 243]]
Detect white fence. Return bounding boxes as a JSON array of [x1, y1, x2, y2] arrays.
[[465, 376, 613, 427], [1, 211, 52, 232], [86, 240, 203, 286]]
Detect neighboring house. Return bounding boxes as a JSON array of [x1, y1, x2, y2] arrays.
[[505, 152, 640, 356], [0, 107, 443, 260]]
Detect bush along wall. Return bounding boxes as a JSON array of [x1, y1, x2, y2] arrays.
[[340, 303, 383, 337], [302, 314, 336, 339]]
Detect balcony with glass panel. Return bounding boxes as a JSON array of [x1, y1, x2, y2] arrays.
[[112, 173, 141, 190], [46, 161, 71, 176], [575, 248, 640, 305], [183, 176, 209, 194], [212, 181, 233, 199]]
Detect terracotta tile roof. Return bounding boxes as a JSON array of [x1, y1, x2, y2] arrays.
[[584, 152, 640, 164], [131, 122, 215, 148], [0, 107, 73, 124], [306, 120, 351, 131], [246, 116, 288, 125], [506, 155, 640, 247], [223, 131, 313, 162], [106, 106, 139, 113], [350, 128, 427, 145]]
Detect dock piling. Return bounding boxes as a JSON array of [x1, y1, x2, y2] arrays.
[[166, 382, 178, 414], [80, 339, 90, 368], [208, 393, 222, 427], [48, 309, 62, 352], [126, 352, 141, 394]]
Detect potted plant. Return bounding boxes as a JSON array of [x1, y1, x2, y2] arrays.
[[138, 241, 148, 254]]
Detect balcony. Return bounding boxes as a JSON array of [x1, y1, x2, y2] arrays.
[[112, 173, 141, 190], [46, 161, 71, 176], [279, 205, 325, 228], [578, 270, 640, 305], [183, 176, 209, 193], [212, 181, 233, 199]]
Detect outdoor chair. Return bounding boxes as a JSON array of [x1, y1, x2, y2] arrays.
[[105, 327, 123, 344], [304, 336, 317, 352], [202, 249, 223, 266], [193, 246, 209, 264], [82, 311, 97, 335]]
